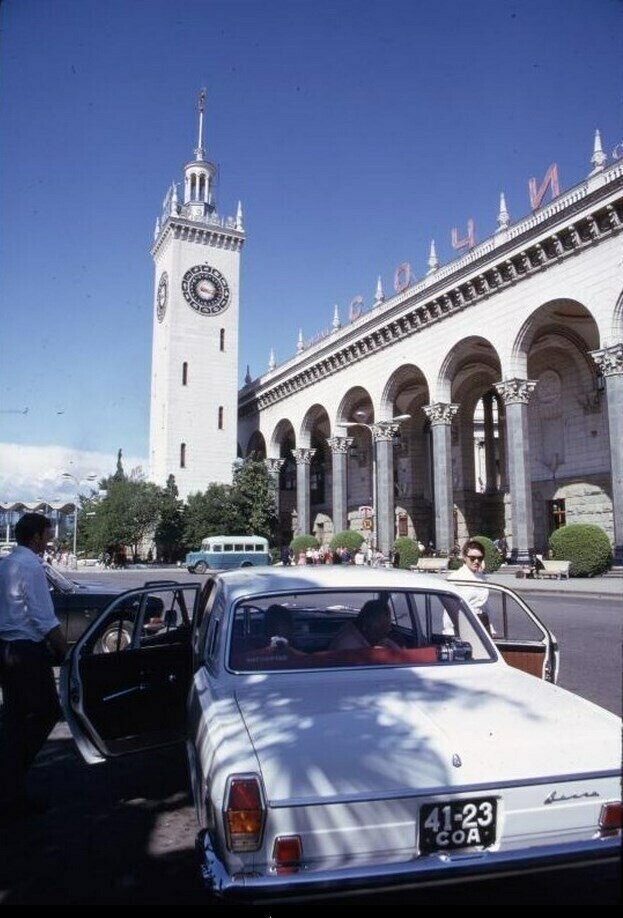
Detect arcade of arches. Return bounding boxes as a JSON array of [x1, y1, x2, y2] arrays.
[[242, 300, 622, 565]]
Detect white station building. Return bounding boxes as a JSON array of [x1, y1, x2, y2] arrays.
[[149, 100, 623, 565]]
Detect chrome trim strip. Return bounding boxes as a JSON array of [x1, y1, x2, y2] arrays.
[[267, 771, 620, 808], [197, 831, 621, 904]]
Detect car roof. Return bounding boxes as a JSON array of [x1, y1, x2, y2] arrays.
[[215, 565, 465, 602]]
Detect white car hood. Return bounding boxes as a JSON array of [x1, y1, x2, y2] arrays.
[[235, 666, 621, 804]]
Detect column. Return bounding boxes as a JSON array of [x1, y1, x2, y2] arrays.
[[495, 378, 537, 564], [483, 391, 497, 493], [423, 403, 458, 554], [590, 343, 623, 564], [292, 448, 316, 536], [497, 395, 507, 491], [371, 421, 403, 557], [327, 436, 353, 535], [264, 458, 285, 520]]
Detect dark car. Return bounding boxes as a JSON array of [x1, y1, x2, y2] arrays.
[[44, 565, 182, 649], [44, 563, 125, 644]]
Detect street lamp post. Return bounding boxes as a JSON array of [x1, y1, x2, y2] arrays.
[[61, 473, 98, 560], [338, 415, 410, 556]]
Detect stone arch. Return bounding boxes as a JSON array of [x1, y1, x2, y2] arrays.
[[269, 418, 296, 457], [522, 306, 608, 551], [245, 430, 266, 458], [300, 404, 331, 513], [612, 287, 623, 343], [435, 337, 504, 545], [380, 364, 432, 543], [335, 385, 374, 428], [511, 298, 600, 377]]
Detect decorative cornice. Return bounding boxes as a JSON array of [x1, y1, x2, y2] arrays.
[[495, 378, 538, 405], [151, 215, 245, 258], [291, 447, 316, 465], [238, 166, 623, 417], [422, 403, 459, 426], [327, 436, 354, 454], [590, 343, 623, 377]]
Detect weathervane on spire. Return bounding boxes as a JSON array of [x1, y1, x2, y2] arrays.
[[195, 87, 207, 161]]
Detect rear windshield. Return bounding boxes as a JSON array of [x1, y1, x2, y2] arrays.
[[228, 589, 493, 672]]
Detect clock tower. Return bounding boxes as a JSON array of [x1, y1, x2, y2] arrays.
[[149, 91, 244, 500]]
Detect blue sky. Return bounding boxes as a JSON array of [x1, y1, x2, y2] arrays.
[[0, 0, 621, 501]]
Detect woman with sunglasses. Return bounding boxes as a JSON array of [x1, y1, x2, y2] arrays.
[[447, 539, 495, 635]]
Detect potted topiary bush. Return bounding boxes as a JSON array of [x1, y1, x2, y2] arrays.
[[549, 523, 612, 577], [289, 535, 319, 560], [472, 535, 503, 573], [392, 537, 420, 570], [329, 530, 364, 556]]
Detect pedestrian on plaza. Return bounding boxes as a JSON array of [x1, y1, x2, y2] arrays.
[[279, 544, 291, 566], [0, 513, 69, 820]]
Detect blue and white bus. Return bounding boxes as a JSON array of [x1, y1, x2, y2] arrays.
[[186, 535, 271, 573]]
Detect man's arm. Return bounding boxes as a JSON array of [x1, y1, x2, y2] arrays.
[[45, 625, 69, 664]]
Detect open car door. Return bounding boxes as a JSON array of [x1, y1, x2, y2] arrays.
[[450, 580, 559, 682], [60, 583, 201, 764]]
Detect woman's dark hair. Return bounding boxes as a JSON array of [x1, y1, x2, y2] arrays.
[[462, 538, 485, 557]]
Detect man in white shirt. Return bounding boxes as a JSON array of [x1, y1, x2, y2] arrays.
[[447, 539, 494, 635], [0, 513, 68, 819]]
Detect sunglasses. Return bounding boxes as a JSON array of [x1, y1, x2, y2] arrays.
[[466, 555, 484, 562]]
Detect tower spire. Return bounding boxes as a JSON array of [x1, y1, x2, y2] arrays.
[[195, 88, 206, 162]]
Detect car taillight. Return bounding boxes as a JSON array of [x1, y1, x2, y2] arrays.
[[599, 802, 622, 837], [224, 776, 265, 852], [273, 835, 302, 873]]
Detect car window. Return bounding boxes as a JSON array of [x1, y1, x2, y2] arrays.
[[227, 589, 494, 672], [82, 586, 195, 655]]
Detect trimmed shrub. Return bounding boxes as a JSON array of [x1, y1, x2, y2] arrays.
[[392, 537, 420, 570], [290, 534, 319, 557], [329, 530, 364, 554], [549, 523, 612, 577], [472, 535, 503, 573], [448, 556, 463, 571]]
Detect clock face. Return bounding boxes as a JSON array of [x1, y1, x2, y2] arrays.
[[181, 264, 231, 316], [156, 272, 168, 322]]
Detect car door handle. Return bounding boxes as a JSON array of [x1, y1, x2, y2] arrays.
[[103, 683, 147, 702]]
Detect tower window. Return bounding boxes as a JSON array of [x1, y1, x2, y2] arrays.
[[182, 362, 188, 386], [219, 329, 225, 351], [180, 443, 186, 468], [218, 406, 224, 430]]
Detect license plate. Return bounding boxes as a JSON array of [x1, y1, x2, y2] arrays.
[[419, 797, 497, 853]]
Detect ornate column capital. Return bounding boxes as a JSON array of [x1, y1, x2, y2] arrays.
[[327, 436, 354, 454], [264, 457, 285, 474], [370, 421, 404, 442], [590, 343, 623, 377], [422, 403, 459, 426], [291, 447, 316, 466], [495, 378, 537, 405]]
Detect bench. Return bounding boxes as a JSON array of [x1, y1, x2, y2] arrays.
[[538, 559, 571, 579], [410, 557, 449, 574]]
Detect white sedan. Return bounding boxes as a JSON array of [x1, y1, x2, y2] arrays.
[[60, 567, 621, 904]]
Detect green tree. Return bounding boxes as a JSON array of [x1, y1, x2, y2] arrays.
[[182, 483, 236, 549], [230, 455, 279, 542], [154, 474, 185, 562], [81, 468, 161, 561]]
